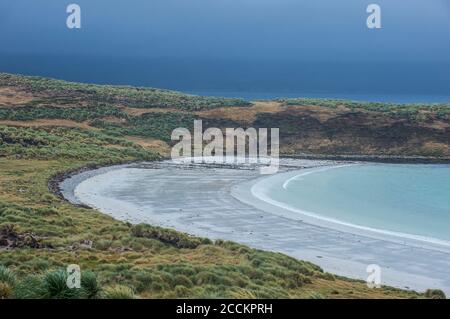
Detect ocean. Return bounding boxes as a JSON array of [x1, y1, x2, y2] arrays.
[[255, 164, 450, 245], [2, 54, 450, 103]]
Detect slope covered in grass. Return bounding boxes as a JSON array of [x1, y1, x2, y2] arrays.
[[1, 72, 449, 157], [0, 73, 249, 111]]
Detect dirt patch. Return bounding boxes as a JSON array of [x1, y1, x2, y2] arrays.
[[0, 224, 46, 249], [250, 101, 284, 112], [101, 116, 127, 124], [125, 136, 171, 156], [198, 101, 284, 123], [284, 105, 343, 123], [420, 120, 450, 131], [0, 119, 96, 130], [122, 107, 182, 116], [420, 141, 450, 156], [0, 87, 37, 107]]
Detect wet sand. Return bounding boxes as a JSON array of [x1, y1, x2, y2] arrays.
[[59, 159, 450, 294]]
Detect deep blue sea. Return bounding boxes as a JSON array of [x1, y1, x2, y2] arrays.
[[185, 90, 450, 103], [2, 54, 450, 103]]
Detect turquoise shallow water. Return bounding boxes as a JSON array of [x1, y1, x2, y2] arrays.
[[266, 164, 450, 243]]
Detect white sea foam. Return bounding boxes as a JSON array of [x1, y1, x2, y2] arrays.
[[281, 164, 356, 190]]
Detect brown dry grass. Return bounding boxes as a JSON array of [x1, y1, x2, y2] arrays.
[[101, 116, 127, 124], [420, 141, 450, 156], [0, 119, 96, 130], [0, 87, 36, 107], [125, 136, 171, 156], [420, 120, 450, 131], [197, 101, 283, 123], [284, 104, 343, 123], [122, 107, 181, 116], [197, 101, 351, 124]]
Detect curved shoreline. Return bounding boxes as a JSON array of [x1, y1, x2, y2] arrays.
[[59, 160, 450, 294], [233, 166, 450, 252], [49, 160, 147, 205]]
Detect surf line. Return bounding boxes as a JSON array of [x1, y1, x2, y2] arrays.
[[282, 164, 358, 190], [251, 168, 450, 249]]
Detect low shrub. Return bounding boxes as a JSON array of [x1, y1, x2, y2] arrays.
[[13, 275, 46, 299], [425, 289, 446, 299], [308, 292, 326, 299], [0, 265, 17, 286], [174, 285, 190, 297], [102, 285, 135, 299], [43, 269, 81, 299], [0, 282, 12, 299], [81, 271, 101, 299], [131, 224, 211, 249]]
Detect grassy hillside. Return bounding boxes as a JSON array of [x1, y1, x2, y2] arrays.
[[279, 98, 450, 120], [0, 73, 448, 299], [202, 100, 450, 157], [1, 72, 449, 157], [0, 73, 249, 111]]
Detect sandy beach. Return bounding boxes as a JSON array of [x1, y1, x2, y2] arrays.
[[59, 159, 450, 294]]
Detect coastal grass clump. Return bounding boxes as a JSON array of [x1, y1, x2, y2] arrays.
[[0, 266, 103, 299], [131, 224, 212, 249], [424, 289, 446, 299], [0, 265, 17, 287], [102, 285, 136, 299]]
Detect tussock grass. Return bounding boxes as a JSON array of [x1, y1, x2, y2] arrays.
[[425, 289, 446, 299], [103, 285, 135, 299], [0, 265, 17, 286]]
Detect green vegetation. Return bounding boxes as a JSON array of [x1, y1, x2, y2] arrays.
[[0, 73, 249, 111], [279, 98, 450, 121], [1, 73, 449, 157], [0, 105, 195, 142], [0, 125, 158, 160], [424, 289, 446, 299], [103, 285, 136, 299], [0, 265, 103, 299], [0, 105, 125, 122], [92, 112, 196, 142], [132, 224, 212, 249]]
